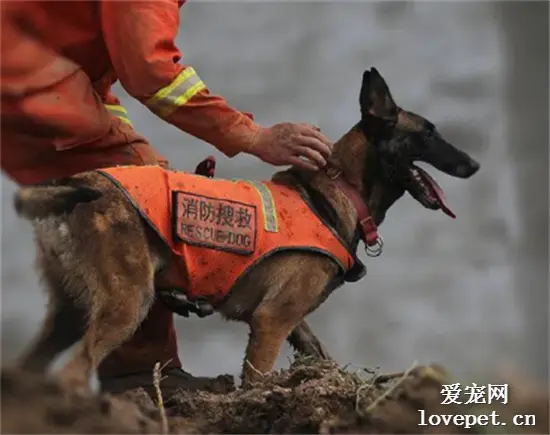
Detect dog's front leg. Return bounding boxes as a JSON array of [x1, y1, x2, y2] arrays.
[[241, 308, 295, 387], [287, 320, 333, 361], [239, 255, 335, 386]]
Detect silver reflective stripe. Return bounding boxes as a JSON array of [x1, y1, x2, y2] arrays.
[[145, 67, 206, 118], [104, 104, 132, 126], [247, 181, 279, 233]]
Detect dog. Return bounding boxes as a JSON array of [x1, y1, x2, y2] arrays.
[[13, 67, 479, 392]]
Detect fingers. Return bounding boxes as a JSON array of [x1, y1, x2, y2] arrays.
[[249, 122, 333, 170], [293, 144, 327, 169], [287, 155, 320, 171], [298, 124, 333, 157], [300, 123, 332, 147]]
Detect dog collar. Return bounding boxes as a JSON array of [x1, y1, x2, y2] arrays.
[[325, 164, 383, 257]]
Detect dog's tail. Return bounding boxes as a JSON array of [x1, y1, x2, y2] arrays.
[[14, 185, 103, 220]]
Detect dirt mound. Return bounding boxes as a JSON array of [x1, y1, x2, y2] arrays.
[[0, 368, 164, 434], [1, 357, 548, 434]]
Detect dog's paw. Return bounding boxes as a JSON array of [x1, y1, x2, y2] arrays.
[[57, 374, 93, 398]]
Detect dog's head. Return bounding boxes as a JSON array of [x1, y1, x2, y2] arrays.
[[358, 67, 480, 221]]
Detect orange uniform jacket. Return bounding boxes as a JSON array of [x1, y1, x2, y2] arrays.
[[1, 0, 260, 161], [97, 166, 355, 303]]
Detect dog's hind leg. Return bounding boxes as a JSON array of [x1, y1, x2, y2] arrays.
[[287, 320, 333, 361], [18, 247, 87, 373], [56, 255, 156, 392], [18, 292, 85, 374]]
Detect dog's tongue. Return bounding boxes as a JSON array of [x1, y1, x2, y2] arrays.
[[415, 166, 456, 219]]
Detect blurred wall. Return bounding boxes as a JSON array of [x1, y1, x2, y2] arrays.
[[496, 1, 549, 383]]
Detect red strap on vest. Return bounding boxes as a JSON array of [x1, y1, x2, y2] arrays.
[[194, 156, 216, 178]]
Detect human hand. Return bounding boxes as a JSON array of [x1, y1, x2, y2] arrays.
[[249, 122, 333, 171]]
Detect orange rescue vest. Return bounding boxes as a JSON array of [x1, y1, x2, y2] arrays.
[[97, 166, 355, 303]]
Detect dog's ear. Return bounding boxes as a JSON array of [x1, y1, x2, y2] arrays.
[[359, 70, 372, 116], [359, 67, 398, 120]]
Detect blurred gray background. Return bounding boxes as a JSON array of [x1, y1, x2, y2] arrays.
[[2, 1, 548, 384]]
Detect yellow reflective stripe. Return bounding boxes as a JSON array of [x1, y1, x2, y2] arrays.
[[247, 181, 279, 233], [146, 68, 196, 106], [118, 117, 133, 126], [145, 67, 206, 118], [104, 104, 133, 126], [104, 104, 128, 115]]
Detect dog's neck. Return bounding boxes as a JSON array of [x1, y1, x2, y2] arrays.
[[326, 124, 375, 196], [279, 124, 383, 246]]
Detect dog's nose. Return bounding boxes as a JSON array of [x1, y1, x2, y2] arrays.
[[456, 159, 480, 178]]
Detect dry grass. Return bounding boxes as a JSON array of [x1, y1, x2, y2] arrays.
[[153, 361, 170, 434]]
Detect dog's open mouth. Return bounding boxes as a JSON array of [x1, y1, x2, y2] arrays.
[[407, 164, 456, 219]]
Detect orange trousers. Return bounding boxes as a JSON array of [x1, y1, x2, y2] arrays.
[[1, 15, 181, 379]]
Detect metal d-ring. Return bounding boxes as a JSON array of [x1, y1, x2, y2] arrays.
[[365, 236, 384, 258]]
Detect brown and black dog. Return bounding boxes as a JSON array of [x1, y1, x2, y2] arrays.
[[13, 68, 479, 392]]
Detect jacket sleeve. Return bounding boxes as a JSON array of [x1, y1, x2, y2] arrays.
[[100, 0, 261, 157]]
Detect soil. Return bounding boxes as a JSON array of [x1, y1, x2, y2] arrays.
[[1, 356, 548, 434]]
